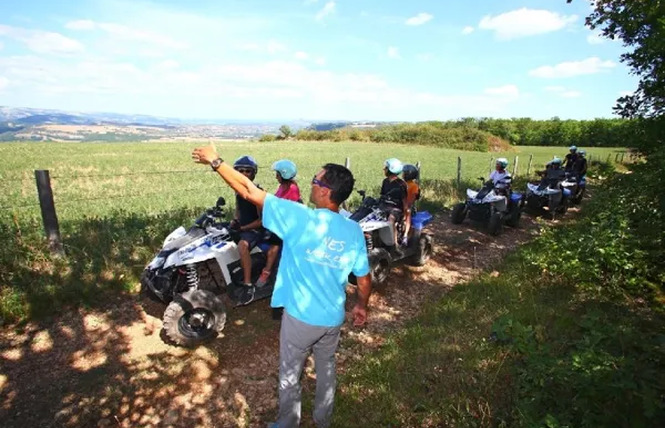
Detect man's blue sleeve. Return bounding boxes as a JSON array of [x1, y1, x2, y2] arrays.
[[263, 194, 310, 241], [352, 227, 370, 277]]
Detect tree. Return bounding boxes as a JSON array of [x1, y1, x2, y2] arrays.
[[572, 0, 665, 118], [279, 125, 293, 139]]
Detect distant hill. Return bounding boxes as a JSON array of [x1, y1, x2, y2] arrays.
[[0, 106, 314, 142]]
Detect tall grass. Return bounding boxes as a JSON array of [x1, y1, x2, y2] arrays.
[[333, 159, 665, 427]]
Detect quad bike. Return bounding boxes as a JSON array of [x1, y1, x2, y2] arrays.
[[562, 173, 586, 205], [344, 190, 433, 285], [525, 175, 572, 219], [140, 197, 276, 347], [450, 177, 523, 236]]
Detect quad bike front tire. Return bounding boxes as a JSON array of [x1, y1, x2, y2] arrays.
[[450, 203, 467, 224], [368, 248, 391, 285], [488, 212, 504, 236], [163, 289, 227, 347]]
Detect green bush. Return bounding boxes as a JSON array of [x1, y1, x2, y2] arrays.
[[259, 134, 277, 142]]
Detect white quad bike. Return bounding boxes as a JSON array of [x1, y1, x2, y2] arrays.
[[343, 190, 433, 285], [140, 197, 276, 347]]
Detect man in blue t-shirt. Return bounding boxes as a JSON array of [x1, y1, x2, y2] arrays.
[[192, 145, 372, 428]]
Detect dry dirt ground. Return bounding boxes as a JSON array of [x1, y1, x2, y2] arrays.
[[0, 210, 562, 428]]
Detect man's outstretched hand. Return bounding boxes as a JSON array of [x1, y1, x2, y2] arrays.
[[192, 145, 218, 165], [351, 303, 367, 327]]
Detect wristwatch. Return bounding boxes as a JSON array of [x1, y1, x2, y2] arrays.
[[210, 157, 224, 171]]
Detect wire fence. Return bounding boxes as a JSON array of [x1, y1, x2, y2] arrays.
[[0, 152, 633, 214]]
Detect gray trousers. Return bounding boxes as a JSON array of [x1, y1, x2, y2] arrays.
[[275, 312, 341, 428]]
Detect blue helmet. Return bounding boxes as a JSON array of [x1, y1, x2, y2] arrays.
[[549, 157, 563, 165], [233, 155, 258, 173], [272, 159, 297, 180], [496, 157, 509, 168], [579, 150, 586, 157], [569, 145, 578, 153], [384, 158, 403, 175]]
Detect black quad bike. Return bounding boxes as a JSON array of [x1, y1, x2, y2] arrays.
[[451, 177, 523, 236]]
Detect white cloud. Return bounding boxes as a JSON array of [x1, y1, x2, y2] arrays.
[[314, 57, 326, 66], [63, 20, 186, 49], [405, 13, 433, 26], [157, 59, 180, 69], [315, 1, 336, 21], [416, 53, 434, 61], [586, 32, 604, 45], [561, 91, 581, 98], [0, 24, 84, 55], [545, 86, 566, 92], [267, 40, 287, 54], [0, 54, 526, 120], [294, 51, 309, 60], [0, 41, 4, 50], [0, 76, 8, 91], [462, 26, 474, 35], [479, 8, 577, 40], [485, 84, 520, 98], [387, 46, 400, 59], [529, 57, 616, 78], [65, 20, 95, 30]]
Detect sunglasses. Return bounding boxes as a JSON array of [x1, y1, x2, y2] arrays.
[[235, 168, 254, 174], [311, 176, 333, 190]]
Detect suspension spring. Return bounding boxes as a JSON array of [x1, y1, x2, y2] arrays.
[[364, 233, 373, 250], [185, 264, 199, 289]]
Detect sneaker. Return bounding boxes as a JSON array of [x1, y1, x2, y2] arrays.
[[256, 269, 271, 288], [237, 285, 255, 306]]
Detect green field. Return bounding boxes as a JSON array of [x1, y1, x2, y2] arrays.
[[0, 140, 628, 322], [0, 141, 627, 225]]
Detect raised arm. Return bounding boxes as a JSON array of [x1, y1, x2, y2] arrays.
[[192, 145, 267, 208]]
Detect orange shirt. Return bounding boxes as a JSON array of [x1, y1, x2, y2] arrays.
[[406, 180, 420, 207]]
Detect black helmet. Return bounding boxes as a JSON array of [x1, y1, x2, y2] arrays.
[[402, 164, 419, 181], [233, 155, 258, 173]]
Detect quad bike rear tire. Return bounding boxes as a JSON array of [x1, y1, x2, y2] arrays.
[[409, 234, 433, 267], [505, 203, 522, 228], [163, 289, 227, 347], [451, 203, 467, 224], [488, 212, 504, 236]]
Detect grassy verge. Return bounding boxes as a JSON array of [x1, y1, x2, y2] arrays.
[[334, 159, 665, 427]]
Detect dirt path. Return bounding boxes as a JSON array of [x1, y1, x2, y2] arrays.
[[0, 211, 556, 428]]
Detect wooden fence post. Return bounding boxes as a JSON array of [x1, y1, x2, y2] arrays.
[[513, 156, 519, 177], [607, 153, 612, 163], [345, 157, 350, 170], [457, 157, 462, 188], [35, 170, 65, 256], [615, 153, 620, 163], [526, 154, 533, 176], [620, 152, 625, 163], [489, 157, 494, 175]]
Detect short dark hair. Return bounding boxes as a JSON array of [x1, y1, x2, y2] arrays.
[[321, 163, 355, 205]]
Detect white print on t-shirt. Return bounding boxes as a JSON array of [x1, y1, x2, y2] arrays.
[[305, 236, 350, 269], [323, 237, 345, 252]]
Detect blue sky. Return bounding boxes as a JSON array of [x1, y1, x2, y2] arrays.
[[0, 0, 638, 121]]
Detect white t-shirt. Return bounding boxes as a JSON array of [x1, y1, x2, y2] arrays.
[[489, 170, 512, 187]]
